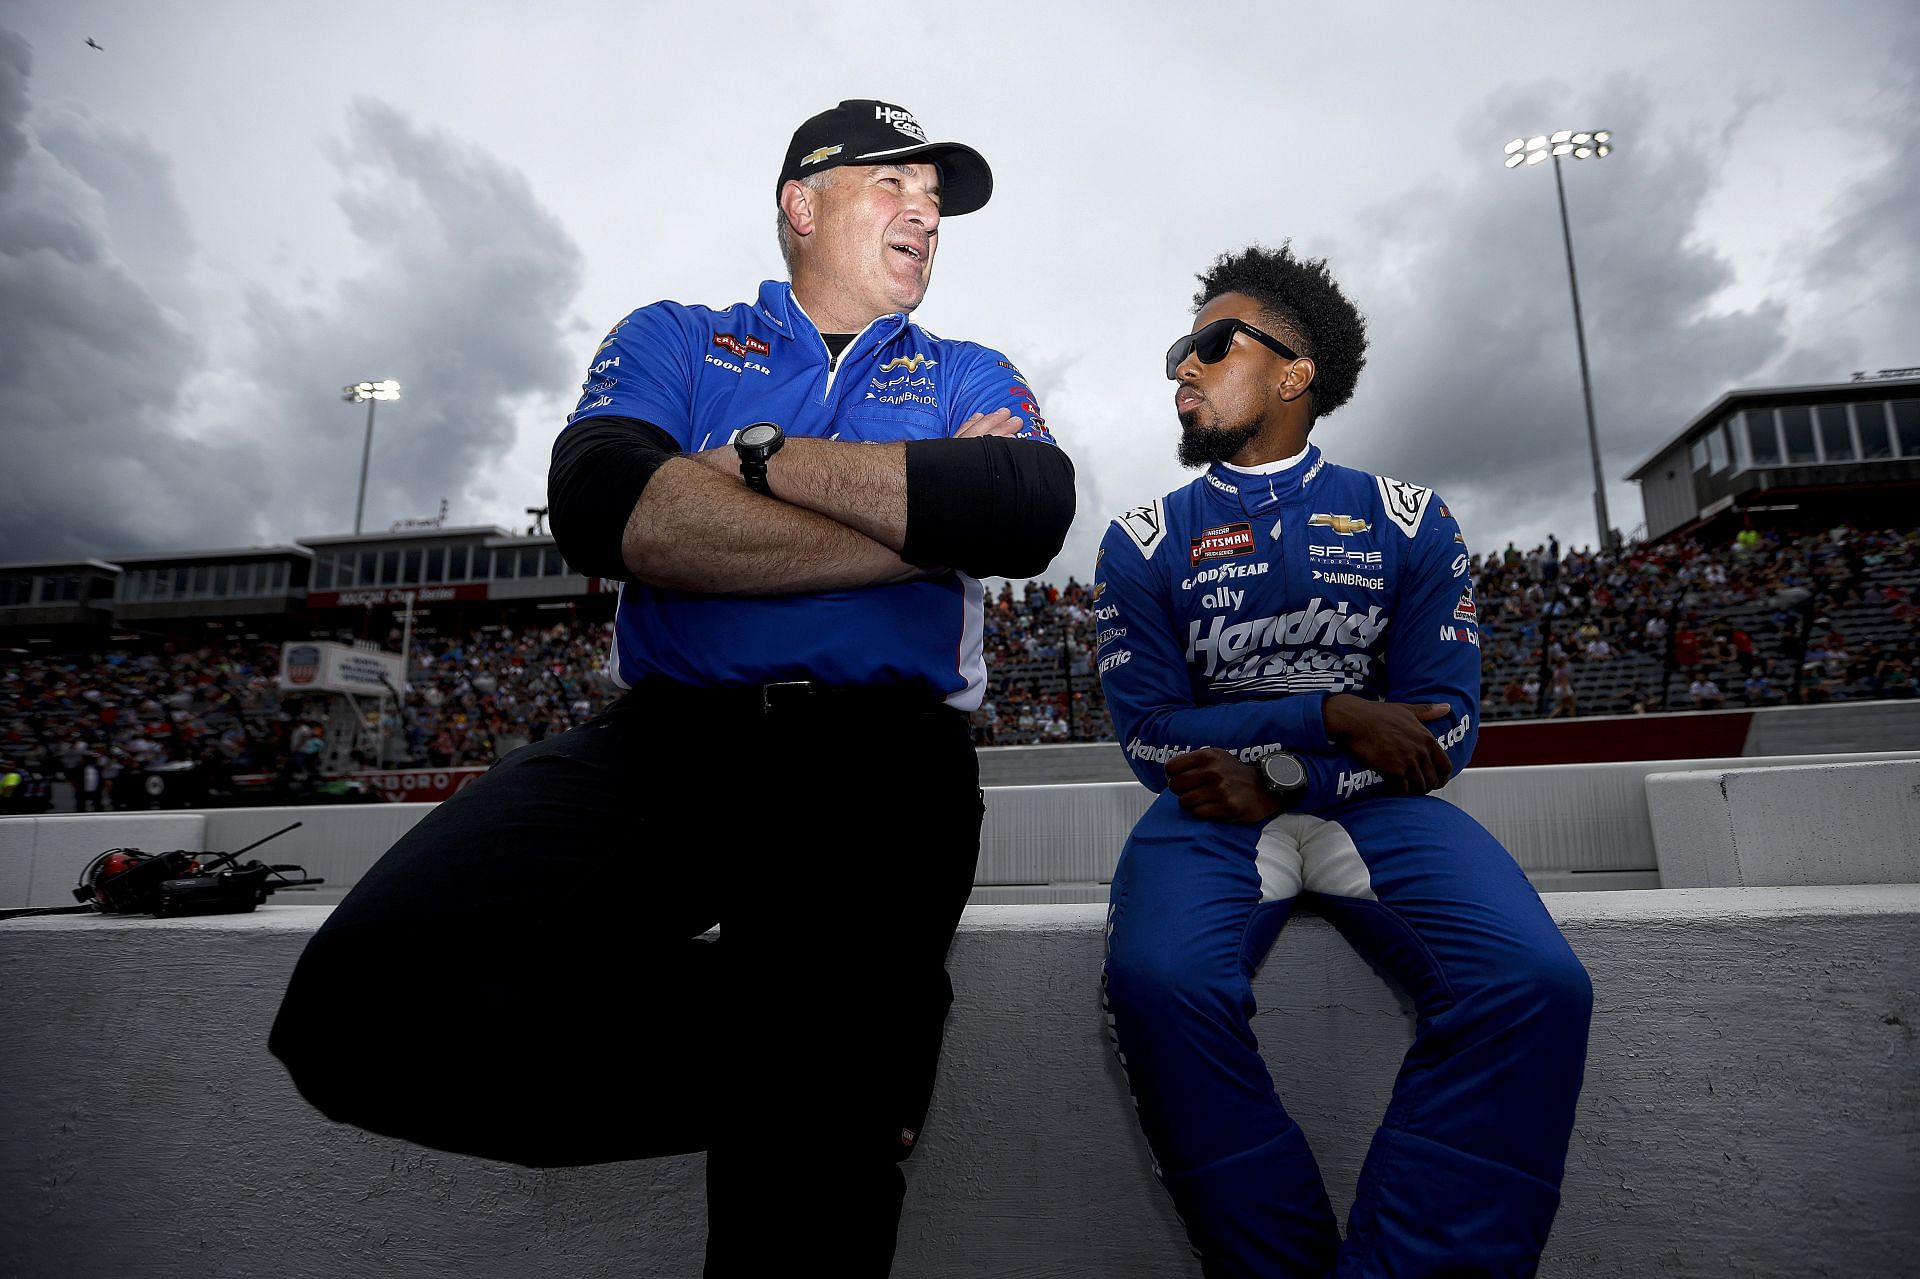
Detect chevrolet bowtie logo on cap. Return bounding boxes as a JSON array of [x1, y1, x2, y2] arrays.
[[777, 99, 994, 216]]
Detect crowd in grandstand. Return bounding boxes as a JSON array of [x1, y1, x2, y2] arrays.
[[3, 524, 1915, 808], [0, 622, 624, 811], [3, 639, 289, 810], [971, 524, 1919, 738], [1472, 524, 1917, 719], [973, 577, 1110, 746], [405, 623, 616, 765]]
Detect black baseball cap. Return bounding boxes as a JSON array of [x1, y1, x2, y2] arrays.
[[777, 99, 993, 216]]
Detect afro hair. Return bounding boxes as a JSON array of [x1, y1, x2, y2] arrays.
[[1194, 243, 1368, 421]]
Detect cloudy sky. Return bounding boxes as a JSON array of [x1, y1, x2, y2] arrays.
[[3, 0, 1916, 583]]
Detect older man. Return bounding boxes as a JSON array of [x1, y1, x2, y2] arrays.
[[271, 99, 1073, 1276]]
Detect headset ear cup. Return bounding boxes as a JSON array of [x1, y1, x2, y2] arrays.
[[91, 849, 196, 913], [75, 848, 142, 906]]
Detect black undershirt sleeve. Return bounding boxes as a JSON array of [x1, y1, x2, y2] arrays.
[[547, 416, 680, 581], [902, 437, 1077, 580]]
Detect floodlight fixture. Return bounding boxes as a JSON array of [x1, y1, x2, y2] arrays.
[[1508, 129, 1613, 167], [1499, 128, 1622, 550], [343, 377, 402, 534], [343, 379, 401, 403]]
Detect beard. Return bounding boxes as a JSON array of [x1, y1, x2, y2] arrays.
[[1177, 409, 1261, 468]]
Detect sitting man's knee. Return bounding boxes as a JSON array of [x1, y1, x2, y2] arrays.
[[1104, 936, 1239, 1026], [1504, 946, 1594, 1040], [1542, 949, 1595, 1024]]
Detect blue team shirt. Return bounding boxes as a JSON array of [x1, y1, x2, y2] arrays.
[[564, 279, 1055, 709], [1093, 445, 1481, 813]]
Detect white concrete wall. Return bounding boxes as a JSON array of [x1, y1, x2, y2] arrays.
[[0, 815, 34, 907], [204, 805, 438, 903], [1436, 748, 1920, 889], [1649, 759, 1920, 888], [8, 750, 1917, 910], [976, 782, 1148, 887], [2, 890, 1914, 1277], [973, 700, 1920, 786], [0, 812, 208, 908], [1742, 697, 1920, 756]]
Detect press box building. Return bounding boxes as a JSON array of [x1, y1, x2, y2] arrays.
[[1628, 372, 1920, 541]]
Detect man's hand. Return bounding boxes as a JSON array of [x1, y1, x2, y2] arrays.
[[955, 407, 1026, 438], [1323, 694, 1453, 795], [1165, 748, 1282, 823]]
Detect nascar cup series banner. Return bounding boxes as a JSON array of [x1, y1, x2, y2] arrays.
[[277, 641, 406, 697]]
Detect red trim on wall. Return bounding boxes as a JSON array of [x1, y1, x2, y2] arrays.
[[1472, 710, 1756, 767]]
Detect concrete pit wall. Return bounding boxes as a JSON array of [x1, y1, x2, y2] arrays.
[[1, 889, 1915, 1277], [9, 752, 1919, 909], [1648, 759, 1920, 888]]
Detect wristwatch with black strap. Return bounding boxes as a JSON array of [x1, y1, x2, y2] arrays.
[[734, 422, 785, 496], [1256, 751, 1308, 812]]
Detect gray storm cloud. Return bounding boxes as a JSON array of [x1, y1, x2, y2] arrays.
[[0, 30, 230, 561], [1796, 69, 1920, 379], [221, 98, 584, 541], [1326, 80, 1790, 552], [1037, 80, 1803, 578], [0, 32, 582, 560]]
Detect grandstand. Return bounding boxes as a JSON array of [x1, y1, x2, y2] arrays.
[[1472, 525, 1917, 721], [3, 518, 1915, 811]]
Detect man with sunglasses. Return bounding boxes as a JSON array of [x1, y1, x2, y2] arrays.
[[1094, 244, 1591, 1277]]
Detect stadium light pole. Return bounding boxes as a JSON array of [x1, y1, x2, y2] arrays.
[[341, 379, 402, 535], [1504, 130, 1615, 550]]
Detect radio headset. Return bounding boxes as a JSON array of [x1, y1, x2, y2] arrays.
[[0, 821, 323, 920]]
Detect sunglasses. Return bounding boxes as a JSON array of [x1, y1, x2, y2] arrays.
[[1165, 317, 1302, 381]]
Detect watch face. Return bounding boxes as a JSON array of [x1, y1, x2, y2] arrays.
[[738, 424, 779, 449], [1262, 753, 1306, 791]]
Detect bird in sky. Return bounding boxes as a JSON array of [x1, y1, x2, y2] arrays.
[[85, 38, 104, 51]]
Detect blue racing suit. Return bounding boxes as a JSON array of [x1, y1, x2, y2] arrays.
[[567, 279, 1054, 709], [1094, 445, 1592, 1278]]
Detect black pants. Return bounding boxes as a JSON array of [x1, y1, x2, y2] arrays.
[[269, 684, 983, 1276]]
